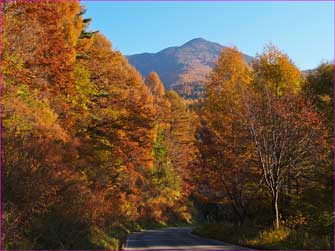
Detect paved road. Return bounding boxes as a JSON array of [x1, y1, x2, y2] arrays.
[[125, 227, 250, 250]]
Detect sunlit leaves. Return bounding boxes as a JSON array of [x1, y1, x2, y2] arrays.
[[253, 44, 302, 96]]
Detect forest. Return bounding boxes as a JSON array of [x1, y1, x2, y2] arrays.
[[1, 1, 333, 250]]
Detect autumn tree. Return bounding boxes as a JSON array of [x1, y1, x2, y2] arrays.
[[198, 47, 257, 224], [2, 1, 157, 248], [1, 0, 99, 247], [301, 62, 334, 233], [253, 44, 302, 97], [74, 32, 157, 226], [2, 0, 83, 102], [165, 90, 198, 221], [245, 46, 328, 229], [302, 62, 334, 132], [146, 71, 165, 97], [143, 73, 195, 223], [145, 71, 171, 127]]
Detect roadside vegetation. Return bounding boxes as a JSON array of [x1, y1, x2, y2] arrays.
[[2, 1, 195, 249], [192, 51, 333, 250], [193, 221, 333, 250]]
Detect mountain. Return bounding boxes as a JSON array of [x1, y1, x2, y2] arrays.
[[127, 38, 254, 99]]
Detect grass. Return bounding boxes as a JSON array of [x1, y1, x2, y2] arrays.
[[193, 222, 259, 245], [193, 223, 334, 250], [89, 226, 120, 250], [246, 226, 333, 250]]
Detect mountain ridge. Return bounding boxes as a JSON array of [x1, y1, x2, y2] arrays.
[[127, 38, 254, 98]]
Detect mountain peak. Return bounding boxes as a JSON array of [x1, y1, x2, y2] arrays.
[[188, 37, 208, 43], [127, 38, 254, 99], [182, 37, 211, 46]]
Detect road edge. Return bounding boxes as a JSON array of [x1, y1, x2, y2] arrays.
[[188, 227, 254, 250]]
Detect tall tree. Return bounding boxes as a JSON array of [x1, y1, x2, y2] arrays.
[[76, 32, 157, 224], [146, 72, 165, 97], [166, 90, 198, 193], [246, 46, 327, 228], [199, 47, 256, 224], [2, 1, 96, 248]]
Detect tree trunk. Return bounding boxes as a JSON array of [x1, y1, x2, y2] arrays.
[[272, 191, 280, 229]]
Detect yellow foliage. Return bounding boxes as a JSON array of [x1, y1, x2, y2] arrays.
[[3, 85, 69, 141], [253, 44, 302, 96]]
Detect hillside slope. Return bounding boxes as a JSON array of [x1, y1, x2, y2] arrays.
[[127, 38, 254, 98]]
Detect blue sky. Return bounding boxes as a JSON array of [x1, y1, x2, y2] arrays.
[[83, 1, 334, 70]]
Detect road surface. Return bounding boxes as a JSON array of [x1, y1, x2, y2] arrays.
[[125, 227, 250, 250]]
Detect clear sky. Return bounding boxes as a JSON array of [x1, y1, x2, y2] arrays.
[[83, 1, 334, 70]]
